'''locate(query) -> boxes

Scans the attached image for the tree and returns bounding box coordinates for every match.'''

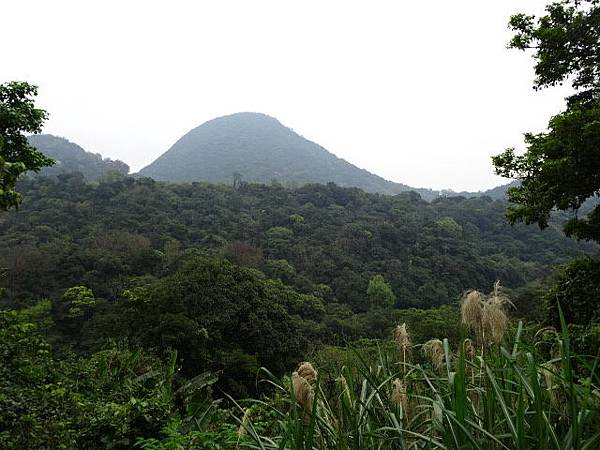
[53,286,97,342]
[0,81,54,210]
[101,256,324,396]
[61,285,96,318]
[493,1,600,242]
[544,256,600,327]
[367,274,396,309]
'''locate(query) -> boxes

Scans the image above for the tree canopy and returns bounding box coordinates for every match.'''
[1,177,591,313]
[493,0,600,242]
[0,82,54,210]
[367,274,396,309]
[545,256,600,327]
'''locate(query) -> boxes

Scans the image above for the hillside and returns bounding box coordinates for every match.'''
[137,112,444,199]
[27,121,513,201]
[2,175,593,313]
[27,134,129,180]
[440,181,517,199]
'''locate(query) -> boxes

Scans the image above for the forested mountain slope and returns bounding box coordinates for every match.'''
[137,112,444,199]
[1,175,593,312]
[29,123,513,200]
[27,134,129,180]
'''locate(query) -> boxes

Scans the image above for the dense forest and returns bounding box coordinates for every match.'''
[1,174,597,442]
[1,175,592,313]
[2,0,600,448]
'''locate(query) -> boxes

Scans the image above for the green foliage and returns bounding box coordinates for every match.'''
[395,304,461,344]
[239,320,600,449]
[289,213,304,223]
[264,258,296,283]
[367,274,396,309]
[0,302,179,449]
[545,256,600,327]
[62,285,96,318]
[494,98,600,241]
[4,299,600,448]
[494,1,600,242]
[3,6,599,444]
[91,256,325,396]
[508,0,599,96]
[135,417,238,450]
[509,281,547,322]
[569,323,600,358]
[435,216,463,235]
[0,81,54,210]
[1,178,591,311]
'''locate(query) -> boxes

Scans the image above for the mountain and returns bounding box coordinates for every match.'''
[137,112,441,199]
[28,134,129,180]
[28,119,514,201]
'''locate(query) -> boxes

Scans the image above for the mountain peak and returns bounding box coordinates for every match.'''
[211,111,280,122]
[138,113,514,200]
[183,112,287,141]
[137,113,431,196]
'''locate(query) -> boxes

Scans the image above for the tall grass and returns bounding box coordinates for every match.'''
[235,305,600,449]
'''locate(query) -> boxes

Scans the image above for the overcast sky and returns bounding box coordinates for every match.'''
[2,0,571,191]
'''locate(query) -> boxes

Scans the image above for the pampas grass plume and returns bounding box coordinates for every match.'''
[391,378,408,415]
[461,290,483,332]
[296,361,317,384]
[292,362,317,420]
[395,323,411,373]
[423,339,445,371]
[463,338,476,361]
[481,282,512,345]
[482,299,508,345]
[394,322,411,353]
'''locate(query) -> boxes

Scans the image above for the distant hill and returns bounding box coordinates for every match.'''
[440,181,518,201]
[28,134,129,180]
[28,119,515,201]
[137,112,443,199]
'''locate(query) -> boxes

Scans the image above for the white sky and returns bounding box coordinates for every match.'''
[2,0,572,191]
